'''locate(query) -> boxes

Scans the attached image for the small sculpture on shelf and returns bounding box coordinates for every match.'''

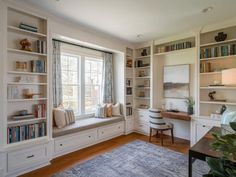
[215,32,227,42]
[208,91,226,102]
[141,49,147,56]
[20,38,32,52]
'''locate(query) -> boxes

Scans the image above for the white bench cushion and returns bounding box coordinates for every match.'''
[53,116,125,138]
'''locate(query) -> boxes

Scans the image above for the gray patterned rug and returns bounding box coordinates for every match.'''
[53,140,209,177]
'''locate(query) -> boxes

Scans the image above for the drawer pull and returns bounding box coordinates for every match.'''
[203,125,206,127]
[60,144,63,146]
[27,155,34,159]
[88,136,91,138]
[102,132,104,134]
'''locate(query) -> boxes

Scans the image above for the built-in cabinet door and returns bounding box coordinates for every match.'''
[196,123,212,142]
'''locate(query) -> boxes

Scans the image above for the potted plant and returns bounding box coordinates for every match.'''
[203,122,236,177]
[184,97,195,115]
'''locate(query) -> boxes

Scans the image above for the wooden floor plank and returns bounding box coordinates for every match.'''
[20,133,190,177]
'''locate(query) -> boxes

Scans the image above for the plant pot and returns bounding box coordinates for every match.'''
[188,106,194,115]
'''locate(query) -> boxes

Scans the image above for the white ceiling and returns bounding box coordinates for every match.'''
[21,0,236,43]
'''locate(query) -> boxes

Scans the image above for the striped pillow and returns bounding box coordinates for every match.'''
[95,104,107,118]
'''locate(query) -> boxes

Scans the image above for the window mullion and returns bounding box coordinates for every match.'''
[80,56,85,115]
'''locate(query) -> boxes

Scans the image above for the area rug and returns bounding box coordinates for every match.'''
[53,140,209,177]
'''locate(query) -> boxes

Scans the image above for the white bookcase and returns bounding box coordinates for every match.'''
[134,46,151,110]
[124,48,134,133]
[4,7,49,146]
[199,26,236,117]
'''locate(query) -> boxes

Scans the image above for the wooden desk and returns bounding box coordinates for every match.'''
[161,111,191,121]
[188,126,236,177]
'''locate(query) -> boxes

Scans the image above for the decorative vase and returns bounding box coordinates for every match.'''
[215,32,227,42]
[188,106,194,115]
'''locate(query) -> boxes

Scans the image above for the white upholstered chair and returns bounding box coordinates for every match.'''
[149,108,174,145]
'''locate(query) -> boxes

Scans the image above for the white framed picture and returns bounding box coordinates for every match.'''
[163,64,190,99]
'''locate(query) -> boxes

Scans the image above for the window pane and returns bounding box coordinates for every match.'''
[85,57,103,113]
[61,53,80,114]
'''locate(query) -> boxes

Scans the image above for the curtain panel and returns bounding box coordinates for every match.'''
[102,53,114,104]
[52,40,63,108]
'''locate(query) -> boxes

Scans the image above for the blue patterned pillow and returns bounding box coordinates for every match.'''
[221,109,236,125]
[95,104,106,118]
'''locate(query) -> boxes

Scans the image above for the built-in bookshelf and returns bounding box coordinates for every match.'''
[125,48,134,117]
[134,46,151,110]
[5,7,48,145]
[199,26,236,117]
[154,37,195,55]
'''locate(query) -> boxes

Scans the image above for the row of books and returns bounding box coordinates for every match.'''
[36,40,46,54]
[7,122,46,144]
[31,60,46,73]
[34,104,46,118]
[126,107,133,116]
[19,23,38,33]
[156,41,192,53]
[200,44,236,59]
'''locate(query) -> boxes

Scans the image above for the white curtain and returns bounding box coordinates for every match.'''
[102,52,114,103]
[52,40,63,108]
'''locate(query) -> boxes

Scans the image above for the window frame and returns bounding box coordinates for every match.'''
[60,44,103,119]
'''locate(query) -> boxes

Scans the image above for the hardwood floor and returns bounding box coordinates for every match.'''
[20,133,190,177]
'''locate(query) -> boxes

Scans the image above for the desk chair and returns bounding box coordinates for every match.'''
[149,108,174,146]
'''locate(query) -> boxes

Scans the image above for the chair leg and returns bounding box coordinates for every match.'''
[171,128,174,144]
[160,130,163,146]
[156,130,159,138]
[149,128,152,142]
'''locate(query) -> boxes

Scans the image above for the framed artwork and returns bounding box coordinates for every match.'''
[163,64,190,99]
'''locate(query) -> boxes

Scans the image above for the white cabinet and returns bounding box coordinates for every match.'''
[191,116,221,146]
[7,144,48,173]
[54,130,97,155]
[98,122,124,140]
[125,118,134,134]
[134,109,149,135]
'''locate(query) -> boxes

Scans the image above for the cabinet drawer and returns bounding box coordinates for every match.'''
[98,122,124,140]
[55,130,96,153]
[7,145,47,172]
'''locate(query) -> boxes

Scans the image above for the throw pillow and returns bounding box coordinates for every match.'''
[53,108,67,128]
[106,103,113,117]
[65,109,75,125]
[221,108,236,125]
[112,103,121,116]
[95,104,107,118]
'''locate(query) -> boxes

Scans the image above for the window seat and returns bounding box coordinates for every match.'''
[53,116,125,138]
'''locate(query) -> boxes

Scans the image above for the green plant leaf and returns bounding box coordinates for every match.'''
[230,122,236,132]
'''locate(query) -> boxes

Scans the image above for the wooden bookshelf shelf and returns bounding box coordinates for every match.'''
[200,38,236,47]
[200,86,236,90]
[135,66,150,69]
[8,71,47,76]
[135,55,151,59]
[8,48,47,56]
[8,25,47,38]
[8,98,47,102]
[135,97,150,100]
[7,117,46,126]
[8,82,47,85]
[154,47,195,56]
[200,71,221,75]
[200,54,236,61]
[200,101,236,106]
[135,76,150,79]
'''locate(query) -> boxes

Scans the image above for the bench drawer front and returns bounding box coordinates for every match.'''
[98,122,124,140]
[8,145,47,172]
[55,130,97,153]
